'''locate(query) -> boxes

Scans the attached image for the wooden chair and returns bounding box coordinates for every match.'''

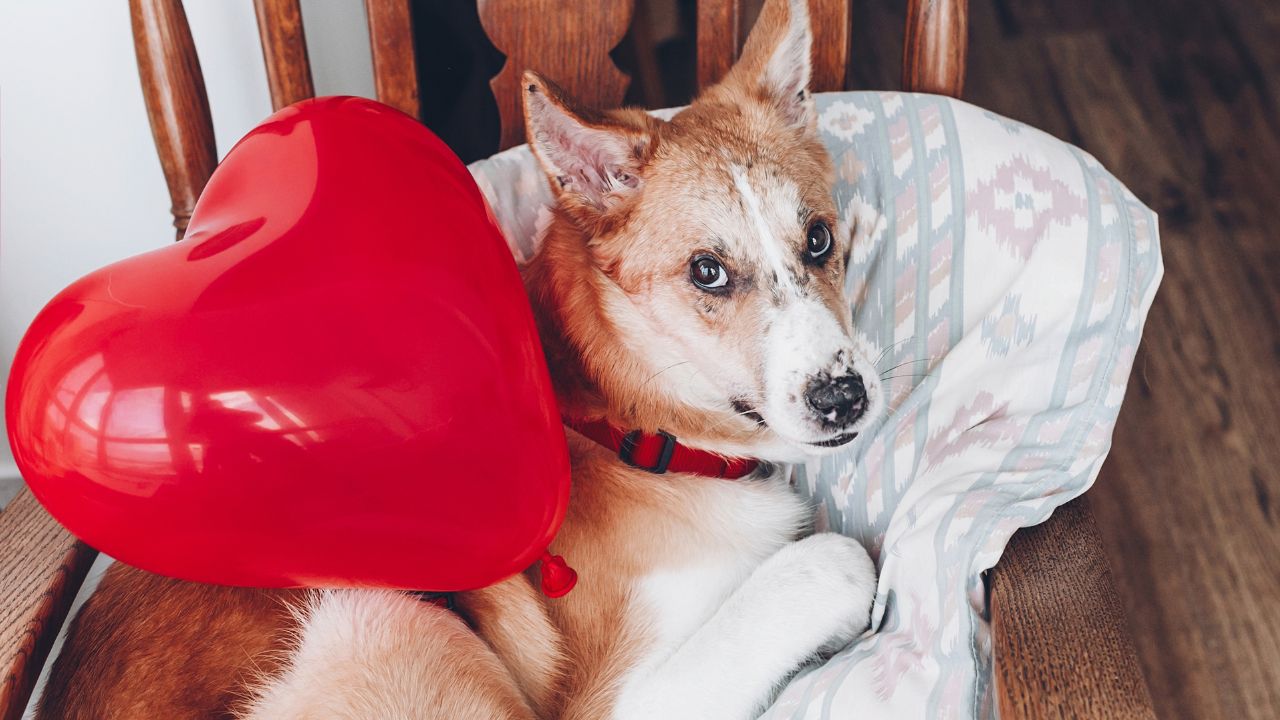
[0,1,1157,717]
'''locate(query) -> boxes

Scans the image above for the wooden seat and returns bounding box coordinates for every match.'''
[0,1,1155,717]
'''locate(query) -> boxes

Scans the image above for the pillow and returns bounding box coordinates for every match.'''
[468,91,1162,719]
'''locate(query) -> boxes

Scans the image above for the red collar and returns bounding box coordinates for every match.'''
[564,417,760,480]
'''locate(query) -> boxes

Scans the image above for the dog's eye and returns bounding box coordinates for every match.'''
[690,255,729,291]
[806,221,834,263]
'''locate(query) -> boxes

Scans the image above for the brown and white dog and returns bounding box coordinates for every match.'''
[40,0,884,717]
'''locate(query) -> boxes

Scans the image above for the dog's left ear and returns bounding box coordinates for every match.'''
[522,72,658,211]
[723,0,814,130]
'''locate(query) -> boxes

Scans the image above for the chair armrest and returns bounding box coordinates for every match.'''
[0,488,96,720]
[990,494,1156,718]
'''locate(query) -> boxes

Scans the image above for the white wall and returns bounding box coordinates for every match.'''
[0,1,375,495]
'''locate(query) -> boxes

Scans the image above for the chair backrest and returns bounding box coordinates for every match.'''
[129,0,967,239]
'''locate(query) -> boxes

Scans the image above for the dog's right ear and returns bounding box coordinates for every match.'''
[721,0,814,131]
[522,72,656,211]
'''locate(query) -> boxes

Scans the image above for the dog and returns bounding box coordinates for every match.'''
[40,0,883,716]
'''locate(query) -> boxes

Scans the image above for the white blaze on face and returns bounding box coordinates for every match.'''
[727,166,883,445]
[730,164,800,297]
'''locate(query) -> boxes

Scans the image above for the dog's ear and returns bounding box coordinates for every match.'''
[723,0,814,130]
[522,72,657,210]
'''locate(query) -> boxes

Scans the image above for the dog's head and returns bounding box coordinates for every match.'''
[523,0,883,461]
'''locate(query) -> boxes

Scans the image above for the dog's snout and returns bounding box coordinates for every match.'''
[804,373,867,425]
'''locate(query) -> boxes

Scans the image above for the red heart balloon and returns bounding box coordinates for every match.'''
[5,97,570,591]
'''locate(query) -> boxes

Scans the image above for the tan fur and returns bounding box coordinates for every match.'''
[453,573,566,717]
[41,1,863,716]
[38,564,298,719]
[238,591,536,720]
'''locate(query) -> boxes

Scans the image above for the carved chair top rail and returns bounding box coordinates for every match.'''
[130,0,967,238]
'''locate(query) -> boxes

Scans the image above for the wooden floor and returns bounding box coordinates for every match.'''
[842,0,1280,717]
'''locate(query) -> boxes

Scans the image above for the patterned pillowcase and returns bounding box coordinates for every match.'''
[468,91,1162,720]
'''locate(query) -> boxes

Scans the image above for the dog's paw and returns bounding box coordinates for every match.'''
[767,532,877,653]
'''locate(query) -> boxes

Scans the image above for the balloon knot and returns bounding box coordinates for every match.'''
[538,550,577,598]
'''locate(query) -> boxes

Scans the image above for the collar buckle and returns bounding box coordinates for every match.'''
[618,429,677,474]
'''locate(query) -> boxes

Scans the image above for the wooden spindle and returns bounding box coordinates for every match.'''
[697,0,744,91]
[364,0,420,119]
[253,0,315,111]
[129,0,218,240]
[809,0,851,92]
[478,0,634,150]
[903,0,968,98]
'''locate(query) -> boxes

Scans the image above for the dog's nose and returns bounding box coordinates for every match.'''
[805,373,867,425]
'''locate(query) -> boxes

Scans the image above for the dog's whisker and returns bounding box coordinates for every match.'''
[873,338,912,363]
[699,406,771,436]
[647,365,768,437]
[642,360,692,388]
[877,358,933,374]
[873,338,914,365]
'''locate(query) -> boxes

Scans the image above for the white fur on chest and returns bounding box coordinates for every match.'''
[615,469,809,710]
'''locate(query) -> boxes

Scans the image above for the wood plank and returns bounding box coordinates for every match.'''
[985,0,1125,37]
[1033,25,1280,720]
[253,0,315,111]
[365,0,420,119]
[0,490,96,720]
[991,496,1156,719]
[963,0,1079,143]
